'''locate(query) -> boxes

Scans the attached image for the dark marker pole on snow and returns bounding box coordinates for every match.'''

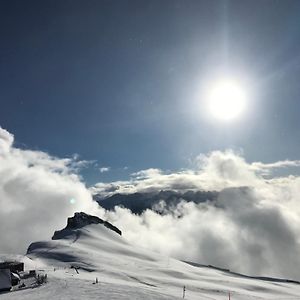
[183,285,186,299]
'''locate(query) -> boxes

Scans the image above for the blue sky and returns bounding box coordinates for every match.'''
[1,0,300,185]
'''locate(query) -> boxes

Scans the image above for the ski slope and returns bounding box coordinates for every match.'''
[2,218,300,300]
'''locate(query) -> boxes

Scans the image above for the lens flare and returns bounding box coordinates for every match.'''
[69,198,76,204]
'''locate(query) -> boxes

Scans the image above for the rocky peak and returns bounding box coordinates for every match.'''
[52,212,122,240]
[67,212,104,229]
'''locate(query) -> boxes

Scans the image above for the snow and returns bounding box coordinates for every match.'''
[1,222,300,299]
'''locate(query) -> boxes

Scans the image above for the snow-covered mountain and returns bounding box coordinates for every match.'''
[94,190,218,214]
[2,212,300,299]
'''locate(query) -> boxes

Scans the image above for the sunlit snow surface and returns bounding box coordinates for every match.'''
[2,223,300,300]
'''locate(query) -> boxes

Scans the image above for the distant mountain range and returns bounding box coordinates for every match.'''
[93,190,219,214]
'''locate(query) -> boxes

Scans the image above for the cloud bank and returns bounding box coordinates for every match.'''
[2,125,300,280]
[94,151,300,280]
[91,150,269,196]
[0,127,98,254]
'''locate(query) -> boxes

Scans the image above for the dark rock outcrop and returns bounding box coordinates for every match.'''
[52,212,122,240]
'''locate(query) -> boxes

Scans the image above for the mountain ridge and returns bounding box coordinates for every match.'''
[94,190,218,214]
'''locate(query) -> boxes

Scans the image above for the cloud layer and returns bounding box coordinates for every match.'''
[0,127,98,254]
[2,125,300,280]
[94,151,300,280]
[91,150,272,196]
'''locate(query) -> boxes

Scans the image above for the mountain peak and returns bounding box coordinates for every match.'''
[52,212,122,240]
[67,212,105,229]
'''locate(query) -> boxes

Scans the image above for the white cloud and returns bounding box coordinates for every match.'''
[91,150,264,196]
[3,125,300,281]
[92,150,300,197]
[0,127,14,153]
[0,126,98,254]
[131,168,162,179]
[99,166,111,173]
[93,150,300,280]
[251,160,300,175]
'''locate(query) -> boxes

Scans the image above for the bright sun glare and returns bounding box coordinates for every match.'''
[207,79,247,121]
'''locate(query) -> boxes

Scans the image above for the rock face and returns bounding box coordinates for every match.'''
[52,212,122,240]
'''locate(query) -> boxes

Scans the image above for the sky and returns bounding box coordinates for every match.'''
[1,0,300,184]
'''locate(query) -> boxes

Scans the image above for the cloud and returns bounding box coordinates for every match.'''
[91,150,264,197]
[251,160,300,175]
[99,166,111,173]
[131,168,162,179]
[92,150,300,197]
[3,125,300,281]
[0,127,14,153]
[0,126,98,254]
[93,150,300,280]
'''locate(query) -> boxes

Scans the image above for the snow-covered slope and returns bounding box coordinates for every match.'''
[2,213,300,300]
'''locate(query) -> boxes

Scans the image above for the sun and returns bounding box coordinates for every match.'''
[206,79,247,121]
